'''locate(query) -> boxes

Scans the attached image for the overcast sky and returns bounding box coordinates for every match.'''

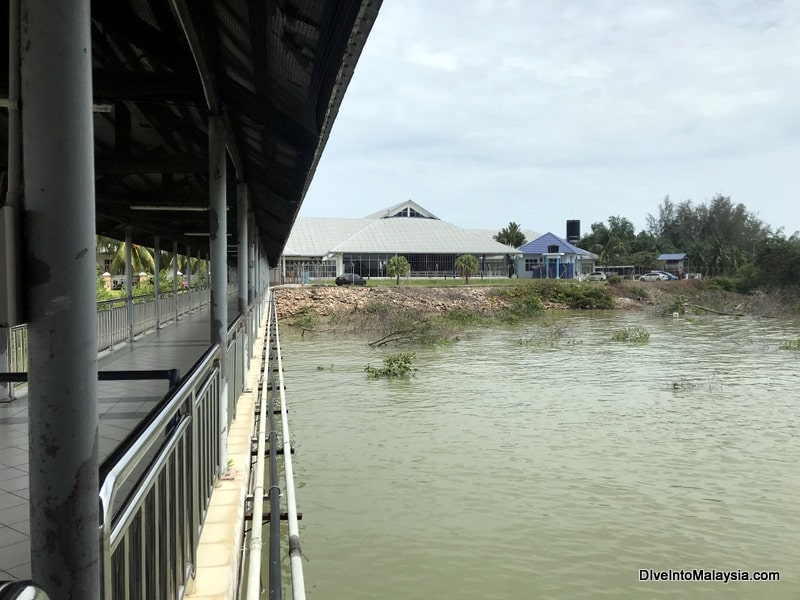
[299,0,800,239]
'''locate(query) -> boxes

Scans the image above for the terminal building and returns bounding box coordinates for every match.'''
[280,200,527,281]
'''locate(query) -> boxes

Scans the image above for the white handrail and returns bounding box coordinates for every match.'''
[275,308,306,599]
[245,298,274,599]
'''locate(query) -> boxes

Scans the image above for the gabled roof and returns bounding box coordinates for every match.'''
[331,218,518,254]
[284,201,521,257]
[518,232,597,258]
[657,253,688,261]
[364,199,439,220]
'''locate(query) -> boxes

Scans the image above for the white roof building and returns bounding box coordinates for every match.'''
[281,200,526,279]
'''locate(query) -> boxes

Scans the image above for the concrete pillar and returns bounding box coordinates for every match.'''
[209,116,229,468]
[21,0,99,596]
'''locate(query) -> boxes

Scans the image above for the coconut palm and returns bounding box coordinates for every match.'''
[387,255,410,285]
[455,254,479,284]
[494,222,527,248]
[97,235,156,276]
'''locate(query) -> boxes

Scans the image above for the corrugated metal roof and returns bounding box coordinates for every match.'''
[518,232,597,258]
[283,217,372,256]
[657,253,688,260]
[283,215,521,256]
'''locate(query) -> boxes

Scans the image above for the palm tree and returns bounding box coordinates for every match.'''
[494,222,527,248]
[97,236,156,276]
[455,254,479,284]
[387,256,410,285]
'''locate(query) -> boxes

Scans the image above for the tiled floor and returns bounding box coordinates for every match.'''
[0,300,244,580]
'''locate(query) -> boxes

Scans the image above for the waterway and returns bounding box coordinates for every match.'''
[278,310,800,599]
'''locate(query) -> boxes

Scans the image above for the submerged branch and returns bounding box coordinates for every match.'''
[690,304,744,317]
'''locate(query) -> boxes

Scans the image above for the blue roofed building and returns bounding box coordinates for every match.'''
[656,253,688,278]
[516,232,598,279]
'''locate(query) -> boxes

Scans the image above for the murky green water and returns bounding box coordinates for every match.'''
[278,311,800,599]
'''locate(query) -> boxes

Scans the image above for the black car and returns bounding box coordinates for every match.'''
[335,273,367,286]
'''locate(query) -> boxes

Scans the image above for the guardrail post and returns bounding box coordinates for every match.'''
[0,328,11,401]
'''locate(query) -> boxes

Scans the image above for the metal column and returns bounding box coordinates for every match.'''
[196,247,201,289]
[154,235,161,328]
[173,240,179,323]
[20,0,99,596]
[186,245,192,291]
[1,0,22,402]
[125,227,133,341]
[237,184,248,317]
[247,211,255,305]
[209,116,229,468]
[237,184,249,370]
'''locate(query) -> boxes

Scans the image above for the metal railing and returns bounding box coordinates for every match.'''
[0,581,51,599]
[98,293,258,599]
[6,289,210,395]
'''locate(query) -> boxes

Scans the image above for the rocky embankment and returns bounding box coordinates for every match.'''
[273,285,514,321]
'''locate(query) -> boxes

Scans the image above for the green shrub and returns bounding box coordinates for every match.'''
[293,305,318,330]
[710,276,744,293]
[443,307,487,326]
[364,352,417,378]
[493,285,544,320]
[538,281,615,309]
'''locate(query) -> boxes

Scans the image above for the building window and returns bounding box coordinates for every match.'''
[525,258,540,271]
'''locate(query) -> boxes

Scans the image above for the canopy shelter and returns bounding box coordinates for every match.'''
[0,0,379,265]
[0,1,380,597]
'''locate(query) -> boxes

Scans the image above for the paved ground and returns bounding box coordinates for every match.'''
[0,300,244,580]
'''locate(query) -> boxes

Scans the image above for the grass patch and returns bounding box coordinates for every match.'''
[611,326,651,343]
[779,339,800,351]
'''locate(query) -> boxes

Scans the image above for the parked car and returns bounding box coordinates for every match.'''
[586,271,607,281]
[335,273,367,286]
[639,272,668,282]
[653,270,678,280]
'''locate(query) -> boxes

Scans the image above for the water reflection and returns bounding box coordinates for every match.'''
[276,311,800,599]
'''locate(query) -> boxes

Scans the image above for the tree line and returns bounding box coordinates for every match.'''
[496,195,800,291]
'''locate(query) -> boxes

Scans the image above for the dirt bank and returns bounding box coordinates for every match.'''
[273,285,516,321]
[272,279,797,324]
